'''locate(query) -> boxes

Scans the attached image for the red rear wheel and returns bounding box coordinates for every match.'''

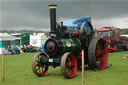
[32,52,49,76]
[95,39,108,70]
[61,52,77,78]
[88,38,108,70]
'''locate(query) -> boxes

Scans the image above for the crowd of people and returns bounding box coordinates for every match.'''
[8,45,20,54]
[7,44,36,54]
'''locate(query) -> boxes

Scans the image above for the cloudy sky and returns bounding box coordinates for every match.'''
[1,0,128,30]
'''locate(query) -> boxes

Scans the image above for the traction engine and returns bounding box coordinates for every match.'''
[32,4,108,78]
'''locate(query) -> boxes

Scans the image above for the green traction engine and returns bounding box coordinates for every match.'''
[32,4,108,78]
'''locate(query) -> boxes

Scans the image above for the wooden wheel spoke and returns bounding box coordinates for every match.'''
[36,61,39,64]
[66,58,73,73]
[65,68,68,73]
[68,69,73,75]
[38,56,40,61]
[68,68,70,72]
[36,67,40,71]
[67,57,71,62]
[42,67,44,72]
[36,60,39,62]
[102,49,106,53]
[42,65,45,67]
[39,68,41,73]
[66,67,71,74]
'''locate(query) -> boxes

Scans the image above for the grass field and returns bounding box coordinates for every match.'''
[0,51,128,85]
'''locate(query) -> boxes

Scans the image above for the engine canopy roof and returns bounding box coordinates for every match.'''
[61,17,91,28]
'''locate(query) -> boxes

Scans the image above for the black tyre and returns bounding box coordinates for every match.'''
[88,38,108,70]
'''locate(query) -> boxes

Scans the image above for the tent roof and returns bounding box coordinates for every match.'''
[0,33,21,41]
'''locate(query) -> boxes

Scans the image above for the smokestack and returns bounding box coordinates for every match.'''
[48,4,57,33]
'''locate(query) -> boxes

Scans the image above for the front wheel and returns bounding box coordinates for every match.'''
[88,38,108,70]
[32,52,49,76]
[61,52,77,78]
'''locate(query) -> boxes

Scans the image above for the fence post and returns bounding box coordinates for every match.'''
[2,50,4,81]
[82,49,85,85]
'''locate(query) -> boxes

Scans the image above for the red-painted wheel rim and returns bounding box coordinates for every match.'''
[65,54,77,78]
[36,54,48,76]
[95,40,108,70]
[32,52,49,76]
[36,61,48,76]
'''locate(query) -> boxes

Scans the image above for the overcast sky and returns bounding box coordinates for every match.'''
[1,0,128,30]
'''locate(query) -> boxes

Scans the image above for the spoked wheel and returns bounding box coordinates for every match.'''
[61,52,77,78]
[88,38,108,70]
[32,52,49,76]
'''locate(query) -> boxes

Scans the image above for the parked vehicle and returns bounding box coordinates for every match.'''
[11,32,30,46]
[95,27,128,52]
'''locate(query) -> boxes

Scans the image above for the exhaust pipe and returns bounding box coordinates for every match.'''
[49,4,57,33]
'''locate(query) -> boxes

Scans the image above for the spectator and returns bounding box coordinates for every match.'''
[11,45,20,54]
[7,45,14,54]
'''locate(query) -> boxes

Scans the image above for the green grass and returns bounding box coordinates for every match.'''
[0,51,128,85]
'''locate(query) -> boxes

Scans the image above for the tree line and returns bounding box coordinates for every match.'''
[0,29,128,35]
[0,30,49,35]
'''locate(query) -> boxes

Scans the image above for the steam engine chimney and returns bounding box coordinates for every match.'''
[49,4,57,33]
